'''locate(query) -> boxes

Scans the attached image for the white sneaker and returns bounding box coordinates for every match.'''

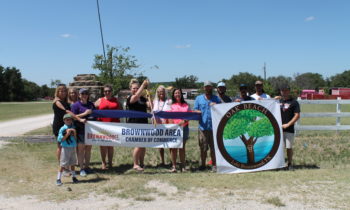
[80,169,87,177]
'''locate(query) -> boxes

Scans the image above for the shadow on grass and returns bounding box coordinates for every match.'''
[294,164,320,170]
[77,176,109,183]
[87,160,214,175]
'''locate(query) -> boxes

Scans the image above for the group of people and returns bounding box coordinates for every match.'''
[52,78,300,186]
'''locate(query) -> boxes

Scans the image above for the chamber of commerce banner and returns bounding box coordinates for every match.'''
[85,121,183,148]
[212,100,285,174]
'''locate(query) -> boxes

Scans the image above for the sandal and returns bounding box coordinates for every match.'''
[169,166,177,173]
[133,166,144,172]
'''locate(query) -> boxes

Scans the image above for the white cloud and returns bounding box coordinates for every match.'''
[60,33,72,38]
[175,44,191,49]
[305,16,315,22]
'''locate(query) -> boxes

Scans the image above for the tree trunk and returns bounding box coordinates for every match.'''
[240,136,257,164]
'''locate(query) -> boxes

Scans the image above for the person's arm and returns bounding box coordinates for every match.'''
[117,98,124,110]
[71,128,77,139]
[55,100,69,113]
[193,97,201,113]
[62,129,72,141]
[94,98,101,109]
[58,127,67,142]
[282,112,300,129]
[129,80,149,104]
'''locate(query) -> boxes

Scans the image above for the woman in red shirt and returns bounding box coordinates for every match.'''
[95,85,122,169]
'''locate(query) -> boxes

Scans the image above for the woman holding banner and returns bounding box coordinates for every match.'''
[169,88,190,172]
[127,79,150,172]
[152,85,172,166]
[52,84,72,163]
[71,88,96,177]
[53,84,85,164]
[95,84,122,170]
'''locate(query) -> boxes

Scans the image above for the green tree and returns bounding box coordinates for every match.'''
[2,67,24,101]
[50,79,62,88]
[225,72,262,96]
[223,110,274,164]
[267,75,293,96]
[93,45,140,91]
[173,75,199,89]
[330,70,350,87]
[23,79,41,100]
[294,72,325,89]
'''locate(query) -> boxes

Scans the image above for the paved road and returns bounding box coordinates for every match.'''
[0,114,53,136]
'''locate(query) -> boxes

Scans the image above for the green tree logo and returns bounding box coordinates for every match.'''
[223,110,274,164]
[216,103,280,169]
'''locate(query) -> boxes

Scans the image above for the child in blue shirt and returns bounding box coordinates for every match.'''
[56,114,78,186]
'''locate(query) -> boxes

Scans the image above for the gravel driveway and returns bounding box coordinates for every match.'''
[0,114,53,136]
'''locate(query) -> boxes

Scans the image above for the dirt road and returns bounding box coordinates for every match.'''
[0,114,53,136]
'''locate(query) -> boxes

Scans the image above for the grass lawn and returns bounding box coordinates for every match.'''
[1,102,350,208]
[0,102,52,122]
[0,129,349,208]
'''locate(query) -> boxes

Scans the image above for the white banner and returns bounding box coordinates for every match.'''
[212,100,285,173]
[85,121,183,148]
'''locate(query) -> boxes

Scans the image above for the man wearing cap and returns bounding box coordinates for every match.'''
[194,81,221,171]
[233,84,254,102]
[251,80,271,100]
[217,81,232,103]
[278,85,300,170]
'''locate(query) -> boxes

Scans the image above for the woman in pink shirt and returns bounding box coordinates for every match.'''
[169,88,190,172]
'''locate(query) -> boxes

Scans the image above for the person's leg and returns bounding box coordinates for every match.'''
[180,126,188,171]
[207,130,216,166]
[84,145,92,169]
[139,147,146,167]
[77,143,85,170]
[159,148,165,165]
[284,132,295,169]
[179,143,186,171]
[107,146,114,168]
[198,130,208,168]
[56,142,62,164]
[170,148,177,172]
[133,147,142,169]
[287,149,293,165]
[100,146,107,169]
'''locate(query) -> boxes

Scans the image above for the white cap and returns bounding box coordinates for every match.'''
[204,81,213,87]
[217,82,226,87]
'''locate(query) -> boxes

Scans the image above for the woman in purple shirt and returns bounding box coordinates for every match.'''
[71,88,95,177]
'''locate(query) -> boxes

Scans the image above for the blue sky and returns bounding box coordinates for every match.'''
[1,0,349,86]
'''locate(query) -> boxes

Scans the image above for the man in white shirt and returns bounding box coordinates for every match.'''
[250,80,271,100]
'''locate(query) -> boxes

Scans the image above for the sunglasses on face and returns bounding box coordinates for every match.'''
[104,90,112,93]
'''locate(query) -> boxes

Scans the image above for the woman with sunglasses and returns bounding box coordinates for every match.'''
[95,85,122,170]
[71,88,95,177]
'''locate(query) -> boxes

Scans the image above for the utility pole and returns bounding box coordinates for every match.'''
[96,0,106,61]
[263,62,266,81]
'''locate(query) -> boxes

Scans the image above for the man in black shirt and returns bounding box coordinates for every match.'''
[279,85,300,170]
[233,84,254,102]
[216,81,232,103]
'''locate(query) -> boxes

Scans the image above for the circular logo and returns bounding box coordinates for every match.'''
[216,103,280,169]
